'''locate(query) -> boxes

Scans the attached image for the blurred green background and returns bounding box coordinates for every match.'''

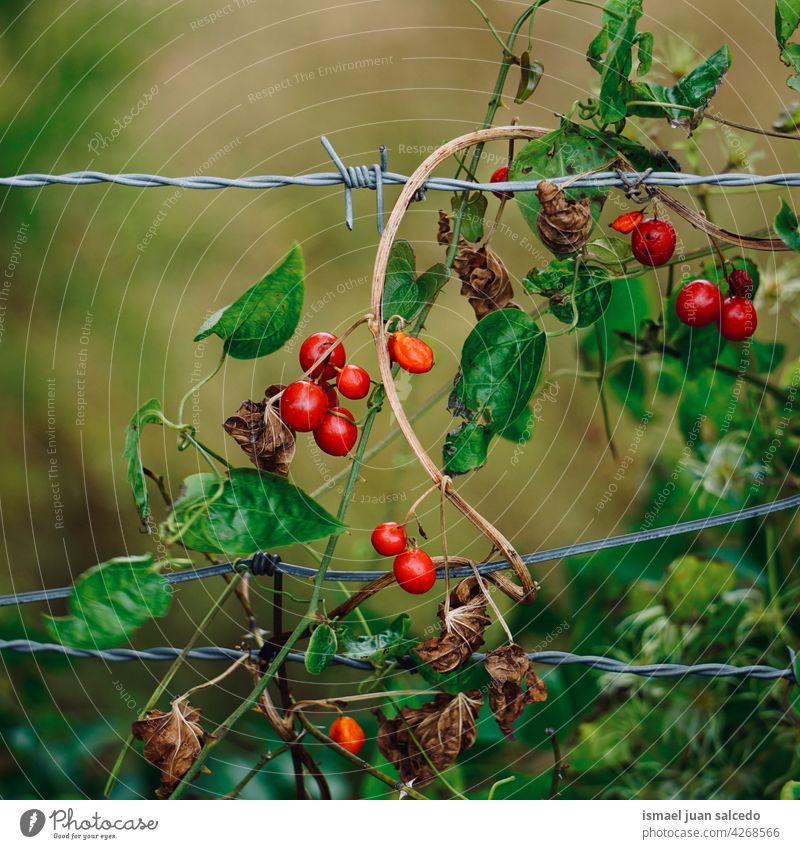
[2,1,800,800]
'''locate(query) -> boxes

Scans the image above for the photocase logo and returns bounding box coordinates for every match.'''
[19,809,45,837]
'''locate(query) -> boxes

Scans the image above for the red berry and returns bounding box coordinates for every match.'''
[279,380,327,432]
[631,219,676,267]
[675,279,723,327]
[300,332,346,380]
[728,268,754,299]
[389,331,434,374]
[320,382,339,407]
[329,716,365,755]
[371,522,407,556]
[336,364,371,400]
[393,548,436,594]
[718,297,758,341]
[610,210,645,235]
[489,165,512,199]
[313,406,358,456]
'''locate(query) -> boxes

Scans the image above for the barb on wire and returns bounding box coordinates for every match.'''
[0,640,795,682]
[2,491,798,610]
[5,134,800,229]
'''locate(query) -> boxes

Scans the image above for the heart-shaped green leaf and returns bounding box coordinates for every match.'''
[776,198,800,250]
[444,309,546,475]
[165,468,345,556]
[45,554,170,649]
[194,243,304,359]
[383,240,449,322]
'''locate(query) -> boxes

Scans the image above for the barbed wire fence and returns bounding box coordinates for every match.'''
[1,135,799,686]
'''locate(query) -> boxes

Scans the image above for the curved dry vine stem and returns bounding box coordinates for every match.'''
[370,125,550,607]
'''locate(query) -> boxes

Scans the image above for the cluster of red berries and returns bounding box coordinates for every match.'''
[371,521,436,595]
[279,332,371,456]
[611,210,677,268]
[675,268,757,341]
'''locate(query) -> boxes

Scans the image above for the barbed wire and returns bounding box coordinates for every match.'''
[0,639,794,682]
[3,135,800,231]
[2,491,798,609]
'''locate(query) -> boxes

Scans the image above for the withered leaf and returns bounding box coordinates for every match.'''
[536,181,592,255]
[132,697,205,799]
[376,690,483,787]
[223,384,295,476]
[484,644,547,738]
[437,212,519,320]
[413,577,490,673]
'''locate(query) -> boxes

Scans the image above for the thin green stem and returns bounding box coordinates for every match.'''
[177,347,226,426]
[487,775,516,799]
[466,0,510,53]
[221,735,303,800]
[104,571,243,798]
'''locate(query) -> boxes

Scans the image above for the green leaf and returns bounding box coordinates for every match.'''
[338,614,414,665]
[45,554,170,649]
[443,419,492,475]
[661,555,736,622]
[451,192,487,242]
[499,405,535,443]
[776,198,800,250]
[675,321,727,378]
[525,259,614,328]
[122,398,163,523]
[305,623,338,675]
[510,121,677,242]
[777,0,800,45]
[588,235,633,266]
[514,51,544,104]
[444,310,546,475]
[383,241,449,322]
[194,243,304,359]
[634,31,653,76]
[627,46,732,128]
[165,468,345,556]
[776,1,800,90]
[780,780,800,800]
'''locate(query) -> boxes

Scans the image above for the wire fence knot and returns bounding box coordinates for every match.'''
[320,136,388,233]
[247,552,281,577]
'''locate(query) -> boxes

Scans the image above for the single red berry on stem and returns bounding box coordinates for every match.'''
[279,380,327,432]
[336,364,371,400]
[390,331,434,374]
[631,219,676,267]
[489,165,512,199]
[675,279,723,327]
[313,406,358,456]
[727,268,754,299]
[393,548,436,594]
[718,297,758,341]
[300,331,346,379]
[371,522,407,556]
[329,716,365,755]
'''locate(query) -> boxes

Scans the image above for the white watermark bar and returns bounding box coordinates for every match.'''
[1,800,798,846]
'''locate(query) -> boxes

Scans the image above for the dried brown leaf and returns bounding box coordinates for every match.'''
[223,384,295,476]
[485,644,547,738]
[437,211,518,319]
[376,691,483,787]
[132,697,205,799]
[535,181,592,254]
[413,577,490,673]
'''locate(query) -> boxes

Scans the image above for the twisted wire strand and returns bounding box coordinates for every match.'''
[0,640,794,681]
[2,491,798,609]
[7,169,800,192]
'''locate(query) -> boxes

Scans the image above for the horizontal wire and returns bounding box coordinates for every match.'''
[4,169,800,192]
[0,639,794,681]
[2,492,799,608]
